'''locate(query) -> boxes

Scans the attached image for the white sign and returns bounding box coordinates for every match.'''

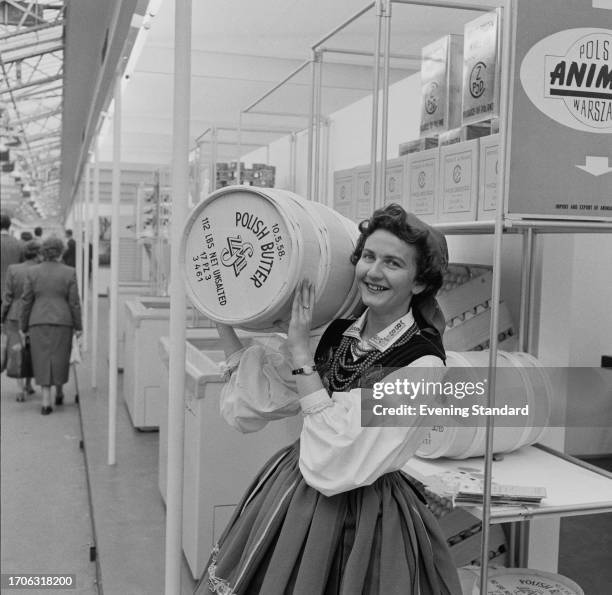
[520,28,612,133]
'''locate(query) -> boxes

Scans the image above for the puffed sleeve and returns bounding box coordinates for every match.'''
[298,355,445,497]
[219,335,301,433]
[67,269,82,331]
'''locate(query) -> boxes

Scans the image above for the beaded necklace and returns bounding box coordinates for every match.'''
[329,322,419,391]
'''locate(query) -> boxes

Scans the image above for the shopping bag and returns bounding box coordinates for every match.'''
[0,332,7,372]
[70,335,81,365]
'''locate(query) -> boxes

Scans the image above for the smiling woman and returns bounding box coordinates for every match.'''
[196,203,459,595]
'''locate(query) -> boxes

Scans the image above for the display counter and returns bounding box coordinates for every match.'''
[404,444,612,568]
[158,329,303,579]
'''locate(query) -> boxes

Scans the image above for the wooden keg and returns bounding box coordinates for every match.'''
[416,350,552,459]
[458,566,584,594]
[181,187,361,331]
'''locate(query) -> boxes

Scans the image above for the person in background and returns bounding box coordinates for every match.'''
[20,231,33,242]
[1,240,41,400]
[195,204,460,595]
[20,237,82,415]
[62,229,76,267]
[1,213,24,311]
[34,226,43,240]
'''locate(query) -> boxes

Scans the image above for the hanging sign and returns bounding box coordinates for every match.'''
[507,0,612,220]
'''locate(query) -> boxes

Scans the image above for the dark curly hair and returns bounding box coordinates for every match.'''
[350,203,448,302]
[41,236,65,261]
[23,240,41,260]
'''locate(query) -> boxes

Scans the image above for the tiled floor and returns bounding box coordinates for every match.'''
[1,296,611,595]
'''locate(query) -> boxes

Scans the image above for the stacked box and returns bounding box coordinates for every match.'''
[399,137,438,156]
[462,10,501,126]
[406,148,439,224]
[438,123,492,147]
[251,164,276,188]
[478,134,500,221]
[333,168,356,220]
[439,139,480,222]
[420,35,464,136]
[354,165,373,222]
[384,158,406,207]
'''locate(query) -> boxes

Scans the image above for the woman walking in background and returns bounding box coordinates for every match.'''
[1,240,41,401]
[20,236,82,415]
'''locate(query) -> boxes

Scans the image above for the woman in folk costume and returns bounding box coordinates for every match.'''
[196,204,461,595]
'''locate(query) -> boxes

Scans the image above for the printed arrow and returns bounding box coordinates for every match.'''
[575,156,612,177]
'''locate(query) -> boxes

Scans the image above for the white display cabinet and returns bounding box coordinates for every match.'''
[158,330,303,579]
[116,281,153,371]
[123,296,206,430]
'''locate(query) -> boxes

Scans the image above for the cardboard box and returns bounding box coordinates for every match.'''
[399,137,438,155]
[462,10,501,126]
[439,139,479,222]
[478,134,500,221]
[384,158,406,207]
[353,165,374,222]
[406,148,439,224]
[420,35,464,136]
[438,123,492,147]
[333,168,356,221]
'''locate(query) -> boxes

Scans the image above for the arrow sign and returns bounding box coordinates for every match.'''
[576,156,612,177]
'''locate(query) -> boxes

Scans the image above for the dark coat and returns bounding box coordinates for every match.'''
[20,260,82,331]
[1,232,24,296]
[1,260,39,322]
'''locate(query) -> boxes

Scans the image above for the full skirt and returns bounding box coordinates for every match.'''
[29,324,72,386]
[195,442,461,595]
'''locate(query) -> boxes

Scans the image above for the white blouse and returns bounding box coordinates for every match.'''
[220,333,445,497]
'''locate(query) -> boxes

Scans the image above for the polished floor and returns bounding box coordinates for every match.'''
[1,296,611,595]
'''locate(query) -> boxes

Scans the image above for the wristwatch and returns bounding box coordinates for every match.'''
[291,364,318,376]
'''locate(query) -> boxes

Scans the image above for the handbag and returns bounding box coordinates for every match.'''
[6,335,32,378]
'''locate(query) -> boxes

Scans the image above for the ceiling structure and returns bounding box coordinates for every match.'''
[0,0,65,223]
[3,0,502,226]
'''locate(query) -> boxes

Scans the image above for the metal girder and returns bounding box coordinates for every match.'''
[0,72,62,94]
[11,106,61,125]
[0,18,63,41]
[3,42,63,62]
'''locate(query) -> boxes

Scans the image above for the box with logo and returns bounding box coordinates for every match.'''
[438,123,492,147]
[420,35,464,136]
[478,134,500,221]
[354,165,374,222]
[399,137,438,155]
[462,10,501,126]
[384,158,407,207]
[406,148,439,224]
[439,139,480,223]
[333,168,356,220]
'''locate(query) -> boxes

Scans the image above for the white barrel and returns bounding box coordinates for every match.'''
[181,187,361,332]
[417,350,552,459]
[458,566,584,595]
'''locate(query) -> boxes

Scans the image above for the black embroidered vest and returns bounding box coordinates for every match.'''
[314,311,446,392]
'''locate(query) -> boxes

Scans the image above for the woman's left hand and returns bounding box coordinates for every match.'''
[287,279,315,364]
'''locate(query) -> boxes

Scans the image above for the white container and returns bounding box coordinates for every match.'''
[420,34,464,135]
[123,296,200,429]
[353,164,374,222]
[417,350,552,459]
[157,331,302,579]
[333,168,356,221]
[478,134,500,221]
[406,148,439,224]
[439,139,480,223]
[458,566,584,595]
[182,187,361,332]
[384,157,407,207]
[462,10,501,126]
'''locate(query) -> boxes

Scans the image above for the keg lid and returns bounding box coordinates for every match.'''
[182,188,295,325]
[469,568,584,595]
